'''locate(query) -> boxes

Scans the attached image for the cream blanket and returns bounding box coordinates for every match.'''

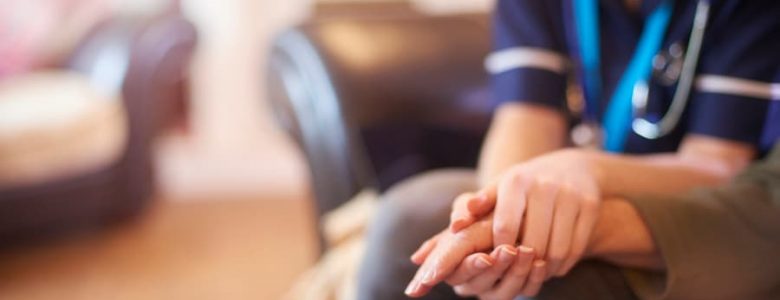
[0,71,127,188]
[284,190,379,300]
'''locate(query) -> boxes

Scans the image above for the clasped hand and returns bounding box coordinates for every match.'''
[406,149,604,299]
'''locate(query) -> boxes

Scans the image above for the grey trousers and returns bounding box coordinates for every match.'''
[356,169,637,300]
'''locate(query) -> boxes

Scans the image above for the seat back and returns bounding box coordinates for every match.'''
[267,7,493,218]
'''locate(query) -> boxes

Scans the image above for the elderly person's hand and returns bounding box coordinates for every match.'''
[404,213,495,297]
[448,149,603,277]
[448,251,547,300]
[405,212,547,299]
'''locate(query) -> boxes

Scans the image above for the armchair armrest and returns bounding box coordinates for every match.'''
[0,14,197,246]
[67,14,197,216]
[267,9,493,219]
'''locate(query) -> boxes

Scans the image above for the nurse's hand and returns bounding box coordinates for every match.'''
[450,149,603,276]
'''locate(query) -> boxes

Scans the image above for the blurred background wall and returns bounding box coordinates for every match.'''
[0,0,493,299]
[162,0,492,200]
[159,0,314,200]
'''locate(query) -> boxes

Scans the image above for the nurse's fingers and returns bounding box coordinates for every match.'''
[519,260,548,297]
[544,186,579,276]
[451,182,499,233]
[445,253,495,286]
[450,193,478,233]
[558,194,599,275]
[452,245,517,297]
[493,172,529,247]
[520,180,558,259]
[477,246,536,300]
[466,182,498,217]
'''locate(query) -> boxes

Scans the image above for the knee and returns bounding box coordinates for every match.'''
[357,169,477,299]
[533,261,635,300]
[372,169,478,240]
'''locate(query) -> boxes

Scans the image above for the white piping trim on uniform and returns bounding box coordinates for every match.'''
[485,47,569,75]
[695,74,780,101]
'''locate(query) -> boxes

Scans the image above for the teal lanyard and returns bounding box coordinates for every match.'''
[575,0,674,152]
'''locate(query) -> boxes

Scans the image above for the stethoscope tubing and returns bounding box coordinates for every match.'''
[631,0,711,139]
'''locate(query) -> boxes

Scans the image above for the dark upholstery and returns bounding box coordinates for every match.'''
[0,14,197,246]
[267,6,493,222]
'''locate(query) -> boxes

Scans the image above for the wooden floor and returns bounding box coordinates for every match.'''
[0,196,319,300]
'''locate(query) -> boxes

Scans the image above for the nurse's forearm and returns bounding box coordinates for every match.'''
[593,135,755,198]
[477,102,568,186]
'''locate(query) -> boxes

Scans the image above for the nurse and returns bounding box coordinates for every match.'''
[356,0,780,299]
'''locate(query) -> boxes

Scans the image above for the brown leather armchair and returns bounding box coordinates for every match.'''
[267,4,493,225]
[0,14,197,246]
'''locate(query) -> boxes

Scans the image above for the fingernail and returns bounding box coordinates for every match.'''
[468,195,485,211]
[404,281,418,296]
[502,245,518,255]
[518,245,533,254]
[469,193,479,201]
[410,254,423,265]
[474,256,493,269]
[451,219,466,232]
[500,245,518,260]
[534,260,547,268]
[421,269,437,285]
[466,202,478,213]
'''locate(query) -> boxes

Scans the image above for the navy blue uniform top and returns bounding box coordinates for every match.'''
[487,0,780,153]
[763,70,780,150]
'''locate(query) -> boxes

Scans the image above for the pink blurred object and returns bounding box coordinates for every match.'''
[0,0,110,79]
[0,6,197,246]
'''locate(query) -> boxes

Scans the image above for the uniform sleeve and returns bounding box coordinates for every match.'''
[487,0,570,109]
[687,1,780,146]
[622,146,780,300]
[760,70,780,151]
[762,101,780,151]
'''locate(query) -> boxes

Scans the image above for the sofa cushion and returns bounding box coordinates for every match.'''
[0,71,127,188]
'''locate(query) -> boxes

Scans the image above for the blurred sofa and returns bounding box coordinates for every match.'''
[0,13,197,246]
[267,2,493,234]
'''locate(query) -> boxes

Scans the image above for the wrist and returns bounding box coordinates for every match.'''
[584,200,612,258]
[582,150,613,197]
[560,149,610,196]
[585,199,659,260]
[584,199,627,258]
